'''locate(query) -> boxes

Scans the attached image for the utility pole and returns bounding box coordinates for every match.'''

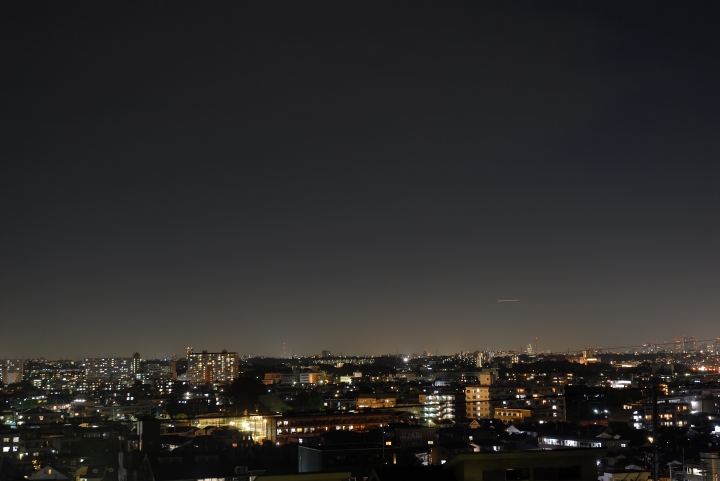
[381,407,386,465]
[653,383,659,481]
[682,448,686,481]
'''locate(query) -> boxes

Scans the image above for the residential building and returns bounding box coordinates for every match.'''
[599,470,650,481]
[538,435,629,451]
[299,372,321,385]
[142,360,176,380]
[465,369,498,419]
[16,407,65,426]
[75,465,106,481]
[0,430,21,457]
[683,452,720,481]
[211,427,254,448]
[466,382,565,421]
[132,353,141,379]
[185,348,238,384]
[356,394,397,410]
[263,373,283,385]
[83,358,132,382]
[1,359,23,385]
[386,426,438,450]
[270,411,400,443]
[493,408,533,424]
[419,393,455,422]
[631,399,691,430]
[281,373,298,386]
[324,398,355,411]
[28,465,72,480]
[96,405,153,420]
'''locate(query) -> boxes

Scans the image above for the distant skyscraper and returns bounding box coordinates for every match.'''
[321,350,331,358]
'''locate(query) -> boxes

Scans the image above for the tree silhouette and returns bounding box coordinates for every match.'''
[291,391,324,411]
[225,377,267,414]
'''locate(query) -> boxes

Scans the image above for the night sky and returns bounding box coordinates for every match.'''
[2,2,719,359]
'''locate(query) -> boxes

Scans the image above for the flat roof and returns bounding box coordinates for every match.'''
[444,448,608,469]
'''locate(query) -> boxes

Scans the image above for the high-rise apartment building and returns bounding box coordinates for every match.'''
[142,360,177,380]
[83,358,132,382]
[1,359,23,385]
[186,348,238,383]
[132,352,142,378]
[465,369,499,418]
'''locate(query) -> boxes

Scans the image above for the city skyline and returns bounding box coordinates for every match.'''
[2,3,720,358]
[3,334,719,362]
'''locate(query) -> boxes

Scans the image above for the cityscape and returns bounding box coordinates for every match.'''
[3,1,720,481]
[1,335,719,479]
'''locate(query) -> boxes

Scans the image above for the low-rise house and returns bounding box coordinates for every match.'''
[386,426,438,449]
[16,408,65,426]
[436,441,474,465]
[211,427,254,448]
[74,465,107,481]
[28,466,72,480]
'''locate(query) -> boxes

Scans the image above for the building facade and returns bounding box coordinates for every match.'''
[83,358,132,382]
[1,359,23,385]
[356,394,397,410]
[466,377,565,421]
[419,393,455,422]
[186,348,238,384]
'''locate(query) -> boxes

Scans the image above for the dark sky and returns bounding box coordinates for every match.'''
[2,2,719,359]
